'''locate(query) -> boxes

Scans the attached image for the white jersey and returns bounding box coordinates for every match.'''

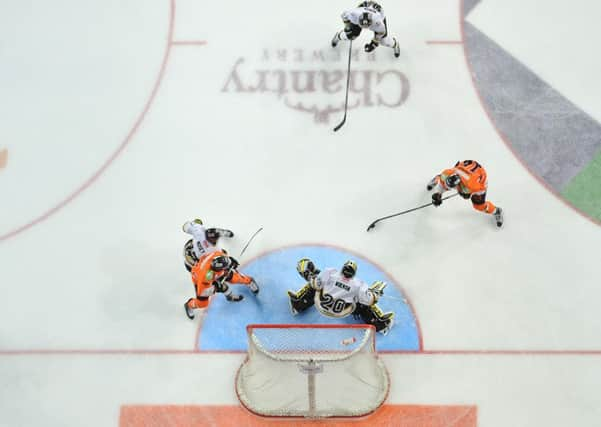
[182,221,219,258]
[312,268,377,318]
[341,6,387,35]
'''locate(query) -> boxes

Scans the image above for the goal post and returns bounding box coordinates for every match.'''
[235,324,389,418]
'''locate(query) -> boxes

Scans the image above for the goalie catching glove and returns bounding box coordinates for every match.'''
[296,258,320,281]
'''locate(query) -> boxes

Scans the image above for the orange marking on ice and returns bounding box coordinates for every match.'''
[0,149,7,169]
[119,404,477,427]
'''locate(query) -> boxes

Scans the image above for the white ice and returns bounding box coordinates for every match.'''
[1,1,600,426]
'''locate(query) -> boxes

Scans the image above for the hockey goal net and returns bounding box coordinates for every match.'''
[235,324,389,418]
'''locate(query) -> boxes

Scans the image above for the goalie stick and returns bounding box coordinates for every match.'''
[366,193,460,231]
[380,295,408,302]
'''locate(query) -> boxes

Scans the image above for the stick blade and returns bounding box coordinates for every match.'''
[366,222,376,232]
[333,116,346,132]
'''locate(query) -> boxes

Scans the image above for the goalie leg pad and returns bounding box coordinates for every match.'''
[287,284,316,314]
[354,304,394,335]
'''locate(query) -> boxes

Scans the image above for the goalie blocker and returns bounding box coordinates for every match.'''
[288,258,394,334]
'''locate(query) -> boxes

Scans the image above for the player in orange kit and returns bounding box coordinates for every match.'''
[184,250,259,319]
[427,160,504,227]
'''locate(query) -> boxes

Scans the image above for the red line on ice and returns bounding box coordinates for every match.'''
[172,40,207,46]
[0,0,177,242]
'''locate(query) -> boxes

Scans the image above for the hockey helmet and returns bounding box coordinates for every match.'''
[445,174,461,188]
[359,11,372,28]
[358,1,382,12]
[297,258,317,280]
[211,255,232,272]
[341,260,357,279]
[205,228,219,245]
[193,218,203,225]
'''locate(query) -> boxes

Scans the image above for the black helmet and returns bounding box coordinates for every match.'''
[341,260,357,279]
[211,255,232,272]
[205,228,219,245]
[359,12,372,27]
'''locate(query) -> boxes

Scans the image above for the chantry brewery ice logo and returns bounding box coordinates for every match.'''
[222,48,410,124]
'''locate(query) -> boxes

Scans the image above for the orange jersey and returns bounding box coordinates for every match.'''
[191,250,227,298]
[185,250,255,314]
[190,250,253,297]
[440,160,488,195]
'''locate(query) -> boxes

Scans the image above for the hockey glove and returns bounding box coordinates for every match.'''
[221,229,234,238]
[213,278,229,293]
[229,257,240,270]
[445,174,461,188]
[432,192,443,207]
[459,190,471,199]
[369,281,387,302]
[364,40,379,52]
[344,23,360,40]
[297,258,320,281]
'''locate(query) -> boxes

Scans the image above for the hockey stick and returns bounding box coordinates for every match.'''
[216,227,263,302]
[366,193,460,231]
[239,227,263,258]
[380,295,408,302]
[333,40,353,132]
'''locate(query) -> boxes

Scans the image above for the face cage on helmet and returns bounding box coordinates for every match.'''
[342,265,356,278]
[212,257,230,271]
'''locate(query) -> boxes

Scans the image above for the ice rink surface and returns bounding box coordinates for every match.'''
[1,1,600,426]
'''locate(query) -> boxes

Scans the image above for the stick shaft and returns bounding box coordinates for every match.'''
[239,227,263,258]
[333,40,353,132]
[367,193,459,230]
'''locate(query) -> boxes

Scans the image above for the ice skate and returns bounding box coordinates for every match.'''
[248,278,260,295]
[287,291,299,315]
[378,313,394,335]
[494,207,504,228]
[184,299,195,320]
[393,38,400,58]
[331,31,341,47]
[226,293,244,302]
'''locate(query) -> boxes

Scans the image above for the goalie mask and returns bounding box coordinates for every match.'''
[358,11,372,28]
[341,260,357,279]
[211,255,232,272]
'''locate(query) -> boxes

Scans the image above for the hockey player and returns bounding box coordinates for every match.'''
[331,1,400,58]
[182,218,234,272]
[427,160,504,227]
[287,258,394,335]
[184,250,259,319]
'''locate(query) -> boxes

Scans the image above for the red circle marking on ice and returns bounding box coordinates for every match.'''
[0,0,176,242]
[459,0,601,227]
[0,149,7,170]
